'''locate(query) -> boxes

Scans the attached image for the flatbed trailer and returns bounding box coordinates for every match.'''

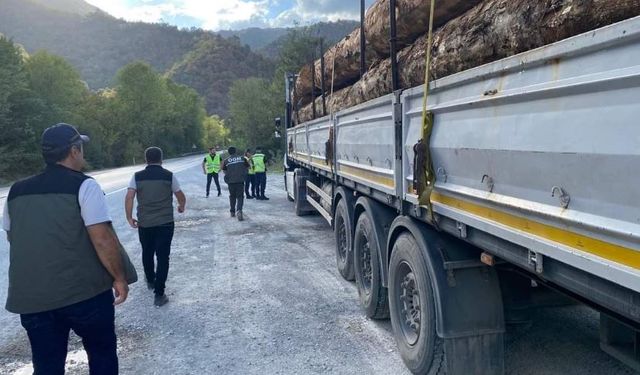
[284,16,640,374]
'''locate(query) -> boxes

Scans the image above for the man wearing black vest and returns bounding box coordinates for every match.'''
[125,147,186,307]
[222,147,249,221]
[2,123,130,375]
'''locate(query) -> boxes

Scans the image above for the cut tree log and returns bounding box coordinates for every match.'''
[294,0,483,108]
[294,0,640,124]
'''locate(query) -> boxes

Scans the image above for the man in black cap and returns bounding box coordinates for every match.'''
[125,146,186,307]
[222,146,249,221]
[2,123,133,374]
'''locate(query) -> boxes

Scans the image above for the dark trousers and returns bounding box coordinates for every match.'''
[206,172,220,196]
[138,223,175,296]
[20,290,117,375]
[255,172,267,197]
[228,183,244,213]
[245,174,256,197]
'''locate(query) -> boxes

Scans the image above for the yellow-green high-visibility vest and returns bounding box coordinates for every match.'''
[247,157,255,175]
[252,153,266,173]
[205,153,221,173]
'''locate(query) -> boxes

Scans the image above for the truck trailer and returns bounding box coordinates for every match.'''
[283,16,640,374]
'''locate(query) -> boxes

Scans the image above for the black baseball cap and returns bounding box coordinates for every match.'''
[42,123,89,153]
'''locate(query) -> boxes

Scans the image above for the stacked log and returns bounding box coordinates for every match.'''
[294,0,483,108]
[294,0,640,124]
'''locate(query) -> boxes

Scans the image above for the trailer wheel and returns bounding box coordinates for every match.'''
[334,198,354,281]
[294,175,308,216]
[354,213,389,319]
[389,233,445,375]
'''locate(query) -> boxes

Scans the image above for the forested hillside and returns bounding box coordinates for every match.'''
[168,35,274,118]
[258,21,360,60]
[0,0,211,88]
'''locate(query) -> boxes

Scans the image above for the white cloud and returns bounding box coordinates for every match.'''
[272,0,375,28]
[85,0,271,30]
[85,0,375,30]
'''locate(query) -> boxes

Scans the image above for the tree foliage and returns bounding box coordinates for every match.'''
[0,38,209,182]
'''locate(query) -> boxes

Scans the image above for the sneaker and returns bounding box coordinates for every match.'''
[230,211,236,217]
[146,281,154,290]
[237,211,244,221]
[154,294,169,307]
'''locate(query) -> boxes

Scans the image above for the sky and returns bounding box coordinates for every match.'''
[84,0,376,31]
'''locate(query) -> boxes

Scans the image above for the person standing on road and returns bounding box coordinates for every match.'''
[222,146,249,221]
[244,148,256,199]
[125,147,186,307]
[202,147,221,197]
[2,123,135,375]
[252,147,269,200]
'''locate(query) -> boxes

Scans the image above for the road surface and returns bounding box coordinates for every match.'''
[0,158,635,374]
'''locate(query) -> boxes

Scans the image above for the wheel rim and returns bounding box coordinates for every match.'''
[358,233,373,295]
[337,215,347,263]
[396,261,421,346]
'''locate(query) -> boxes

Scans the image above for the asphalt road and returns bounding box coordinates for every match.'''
[0,159,636,374]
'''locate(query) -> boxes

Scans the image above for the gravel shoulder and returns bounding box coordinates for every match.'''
[0,163,636,374]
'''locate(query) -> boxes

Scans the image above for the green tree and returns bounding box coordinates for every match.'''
[228,78,280,153]
[25,51,88,127]
[202,115,229,149]
[0,37,45,180]
[113,62,174,164]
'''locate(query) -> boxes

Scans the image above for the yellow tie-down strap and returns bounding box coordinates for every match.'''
[431,192,640,270]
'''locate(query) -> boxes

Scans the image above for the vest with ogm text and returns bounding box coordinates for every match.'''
[6,165,113,314]
[223,155,248,184]
[252,153,266,173]
[205,153,221,173]
[135,165,174,228]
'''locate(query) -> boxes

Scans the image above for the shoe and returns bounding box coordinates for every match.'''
[154,294,169,307]
[256,196,264,200]
[230,211,236,217]
[246,195,254,199]
[146,281,154,290]
[237,211,243,221]
[262,196,270,200]
[217,191,221,197]
[206,193,209,198]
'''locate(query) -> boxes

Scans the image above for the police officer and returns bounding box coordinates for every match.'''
[202,146,221,197]
[2,123,135,374]
[125,147,186,307]
[252,147,269,200]
[244,148,256,199]
[222,147,249,221]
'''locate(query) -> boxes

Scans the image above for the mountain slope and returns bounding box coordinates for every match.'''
[28,0,98,16]
[168,36,274,117]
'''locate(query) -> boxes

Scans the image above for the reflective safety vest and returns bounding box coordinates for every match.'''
[252,153,266,173]
[247,157,255,175]
[205,153,221,173]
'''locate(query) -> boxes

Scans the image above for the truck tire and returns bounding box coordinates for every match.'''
[354,213,389,319]
[389,233,445,375]
[294,175,309,216]
[334,198,355,281]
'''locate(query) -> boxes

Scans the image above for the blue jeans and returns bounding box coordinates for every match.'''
[20,290,118,375]
[255,172,267,197]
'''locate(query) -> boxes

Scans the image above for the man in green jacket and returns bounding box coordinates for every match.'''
[252,147,269,200]
[202,147,221,197]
